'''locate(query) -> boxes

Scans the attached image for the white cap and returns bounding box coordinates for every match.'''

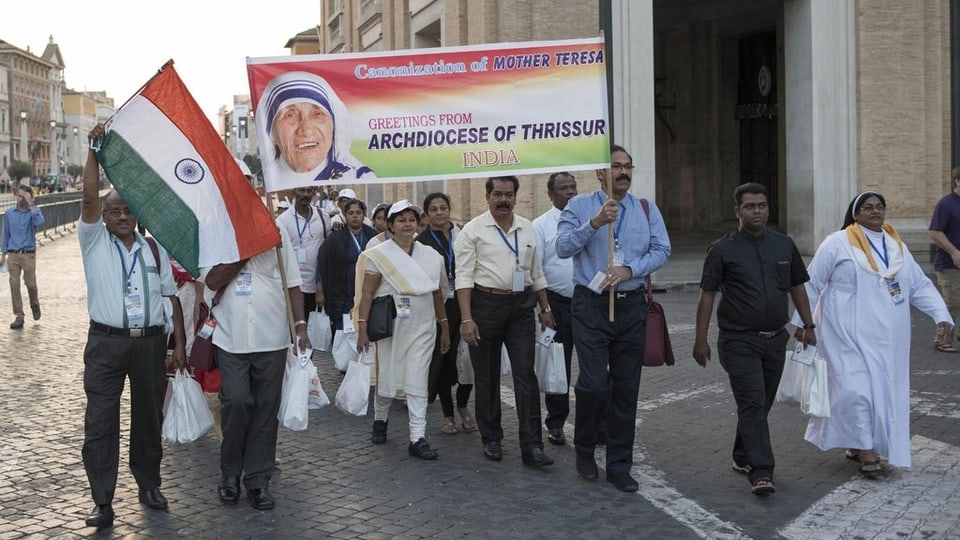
[277,200,290,209]
[338,188,357,200]
[235,158,254,179]
[387,199,423,219]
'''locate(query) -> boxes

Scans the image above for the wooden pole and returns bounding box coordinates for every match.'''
[265,193,297,345]
[606,169,615,322]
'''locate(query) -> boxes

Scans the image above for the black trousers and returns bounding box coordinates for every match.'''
[544,290,574,430]
[431,297,472,417]
[468,288,543,451]
[217,347,285,490]
[717,329,789,482]
[571,286,646,474]
[82,329,166,505]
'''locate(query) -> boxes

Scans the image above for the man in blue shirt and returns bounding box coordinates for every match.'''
[1,183,44,329]
[557,144,671,491]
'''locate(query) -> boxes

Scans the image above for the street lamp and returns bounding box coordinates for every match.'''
[50,120,59,177]
[19,111,28,164]
[73,126,80,173]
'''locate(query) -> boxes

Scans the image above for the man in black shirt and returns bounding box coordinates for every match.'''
[693,182,816,496]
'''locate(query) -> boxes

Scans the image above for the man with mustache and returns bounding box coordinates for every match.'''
[557,145,671,492]
[455,176,556,467]
[276,184,332,313]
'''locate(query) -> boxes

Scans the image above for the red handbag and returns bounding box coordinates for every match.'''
[189,287,225,371]
[638,199,674,367]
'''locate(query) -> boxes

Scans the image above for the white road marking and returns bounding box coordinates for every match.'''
[668,322,697,334]
[910,390,960,420]
[501,382,752,540]
[779,435,960,539]
[637,383,726,412]
[913,370,960,376]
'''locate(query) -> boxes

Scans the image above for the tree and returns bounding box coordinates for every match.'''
[7,161,33,183]
[67,164,83,178]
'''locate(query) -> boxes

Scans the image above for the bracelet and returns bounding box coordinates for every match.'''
[356,318,367,323]
[294,320,307,327]
[438,318,448,323]
[462,319,473,324]
[803,323,816,329]
[541,307,552,313]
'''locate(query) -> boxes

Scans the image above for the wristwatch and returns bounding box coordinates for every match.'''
[803,323,816,329]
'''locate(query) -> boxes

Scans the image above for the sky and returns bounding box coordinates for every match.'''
[1,0,321,128]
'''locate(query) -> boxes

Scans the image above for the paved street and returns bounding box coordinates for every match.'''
[1,227,959,539]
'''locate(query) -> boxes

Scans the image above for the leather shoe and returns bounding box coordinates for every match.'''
[607,472,639,492]
[482,439,502,461]
[84,504,114,528]
[521,447,554,467]
[371,420,388,444]
[547,428,566,445]
[9,316,23,329]
[577,453,599,480]
[218,476,240,504]
[31,305,41,321]
[248,487,275,510]
[408,437,439,460]
[138,487,168,510]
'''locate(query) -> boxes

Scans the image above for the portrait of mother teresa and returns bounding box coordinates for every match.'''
[258,71,375,184]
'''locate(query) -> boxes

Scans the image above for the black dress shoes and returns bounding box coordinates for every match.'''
[138,487,168,510]
[371,420,388,444]
[218,476,240,504]
[547,428,566,445]
[576,453,599,480]
[84,504,114,528]
[607,472,639,492]
[482,440,502,461]
[521,447,554,467]
[248,487,275,510]
[408,437,439,460]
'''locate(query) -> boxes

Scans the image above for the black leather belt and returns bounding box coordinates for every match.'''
[90,321,164,338]
[576,285,645,300]
[7,249,34,254]
[724,328,785,339]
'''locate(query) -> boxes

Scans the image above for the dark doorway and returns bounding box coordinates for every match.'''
[737,31,779,226]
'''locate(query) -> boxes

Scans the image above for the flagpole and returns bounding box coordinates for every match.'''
[264,194,297,344]
[606,168,615,323]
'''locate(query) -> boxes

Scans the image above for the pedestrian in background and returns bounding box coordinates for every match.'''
[927,167,960,353]
[693,182,815,496]
[533,172,578,445]
[1,183,44,329]
[276,184,331,314]
[799,191,951,477]
[557,146,671,492]
[78,125,187,528]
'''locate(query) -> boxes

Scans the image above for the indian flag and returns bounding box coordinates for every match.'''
[96,62,279,277]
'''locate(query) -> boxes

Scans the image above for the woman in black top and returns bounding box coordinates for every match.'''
[317,199,377,335]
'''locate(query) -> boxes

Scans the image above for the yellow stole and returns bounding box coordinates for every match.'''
[845,223,903,272]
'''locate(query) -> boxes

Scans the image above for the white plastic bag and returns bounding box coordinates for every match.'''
[278,348,311,431]
[307,361,330,410]
[335,356,371,416]
[162,369,215,444]
[801,356,831,418]
[500,344,511,375]
[331,330,356,372]
[456,339,474,385]
[535,342,568,394]
[776,344,816,406]
[308,309,333,352]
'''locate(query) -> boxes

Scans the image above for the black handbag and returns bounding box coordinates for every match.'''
[367,295,397,342]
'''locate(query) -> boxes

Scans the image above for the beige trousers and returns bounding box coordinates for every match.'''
[7,251,39,318]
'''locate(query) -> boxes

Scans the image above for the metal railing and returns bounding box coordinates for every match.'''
[0,192,84,242]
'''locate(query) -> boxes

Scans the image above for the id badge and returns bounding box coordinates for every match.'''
[235,271,253,296]
[888,280,905,304]
[397,296,412,319]
[295,247,307,264]
[447,278,456,300]
[512,268,525,292]
[124,292,143,319]
[342,313,356,334]
[197,317,217,339]
[613,248,625,267]
[537,326,557,347]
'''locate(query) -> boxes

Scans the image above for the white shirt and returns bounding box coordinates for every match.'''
[276,205,330,293]
[79,219,175,328]
[533,206,574,298]
[454,210,547,291]
[201,226,302,354]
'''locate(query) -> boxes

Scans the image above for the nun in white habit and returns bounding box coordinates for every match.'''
[793,191,951,477]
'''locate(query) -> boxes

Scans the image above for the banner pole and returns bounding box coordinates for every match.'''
[265,194,297,345]
[606,169,615,322]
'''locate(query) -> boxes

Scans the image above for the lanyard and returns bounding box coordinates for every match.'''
[293,209,310,243]
[866,234,889,267]
[496,226,520,266]
[114,241,142,292]
[429,225,455,277]
[350,230,366,254]
[595,192,627,247]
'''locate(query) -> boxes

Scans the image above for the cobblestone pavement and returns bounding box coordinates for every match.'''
[1,228,959,539]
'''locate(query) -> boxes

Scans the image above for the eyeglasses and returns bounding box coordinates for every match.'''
[611,163,635,171]
[859,204,885,212]
[103,208,133,218]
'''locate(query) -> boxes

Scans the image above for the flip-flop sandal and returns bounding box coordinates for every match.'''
[859,460,885,479]
[750,478,776,495]
[935,341,959,353]
[845,449,860,461]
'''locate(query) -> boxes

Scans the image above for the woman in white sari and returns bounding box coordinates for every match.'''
[355,200,451,459]
[796,191,952,478]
